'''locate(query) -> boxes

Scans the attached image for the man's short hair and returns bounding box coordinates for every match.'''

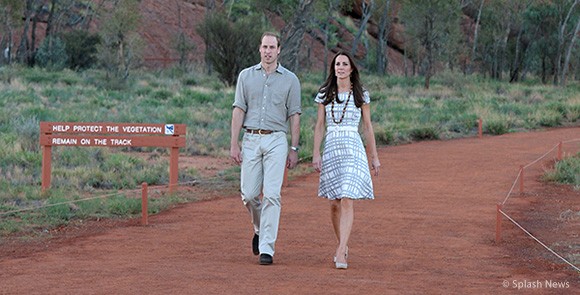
[261,32,280,48]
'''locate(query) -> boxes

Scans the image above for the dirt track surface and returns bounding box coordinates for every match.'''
[1,127,579,294]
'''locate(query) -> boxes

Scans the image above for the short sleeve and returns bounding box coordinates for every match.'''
[363,90,370,104]
[232,70,248,112]
[314,92,325,104]
[286,74,302,117]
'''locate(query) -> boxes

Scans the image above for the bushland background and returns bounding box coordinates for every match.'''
[0,0,579,235]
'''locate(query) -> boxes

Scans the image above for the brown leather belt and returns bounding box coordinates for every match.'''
[246,129,274,135]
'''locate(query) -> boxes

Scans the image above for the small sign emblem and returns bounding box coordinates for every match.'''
[164,124,175,135]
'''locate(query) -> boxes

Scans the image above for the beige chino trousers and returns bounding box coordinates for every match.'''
[241,131,288,256]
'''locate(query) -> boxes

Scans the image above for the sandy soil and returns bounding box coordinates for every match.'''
[1,127,579,294]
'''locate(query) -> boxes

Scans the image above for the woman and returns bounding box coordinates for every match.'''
[312,51,380,270]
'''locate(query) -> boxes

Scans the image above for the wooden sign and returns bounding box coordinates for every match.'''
[39,122,187,192]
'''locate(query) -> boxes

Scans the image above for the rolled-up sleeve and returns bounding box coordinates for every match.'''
[286,74,301,118]
[232,70,247,112]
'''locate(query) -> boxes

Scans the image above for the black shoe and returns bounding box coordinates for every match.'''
[252,234,259,255]
[259,253,273,265]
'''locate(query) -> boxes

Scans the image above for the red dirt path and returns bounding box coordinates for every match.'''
[1,127,579,294]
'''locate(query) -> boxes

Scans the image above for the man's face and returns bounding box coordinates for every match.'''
[259,35,280,66]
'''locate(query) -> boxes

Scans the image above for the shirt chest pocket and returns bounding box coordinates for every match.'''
[270,92,286,106]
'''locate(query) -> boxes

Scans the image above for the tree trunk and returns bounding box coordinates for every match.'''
[30,8,38,66]
[350,0,374,58]
[2,6,14,64]
[555,0,579,85]
[560,16,580,86]
[204,0,215,75]
[45,0,57,38]
[424,15,434,89]
[497,12,512,81]
[322,19,329,79]
[279,0,314,72]
[17,0,34,64]
[541,54,547,84]
[322,0,339,80]
[509,29,523,82]
[377,0,391,75]
[468,0,484,75]
[403,45,408,77]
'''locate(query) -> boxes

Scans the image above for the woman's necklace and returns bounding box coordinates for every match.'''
[331,87,352,124]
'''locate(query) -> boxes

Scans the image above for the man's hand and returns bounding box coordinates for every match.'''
[230,143,242,165]
[286,150,298,169]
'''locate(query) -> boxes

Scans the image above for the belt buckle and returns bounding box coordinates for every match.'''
[258,129,265,135]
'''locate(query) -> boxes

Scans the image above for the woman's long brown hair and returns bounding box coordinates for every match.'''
[317,51,365,108]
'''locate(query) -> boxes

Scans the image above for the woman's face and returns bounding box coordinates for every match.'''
[334,55,352,81]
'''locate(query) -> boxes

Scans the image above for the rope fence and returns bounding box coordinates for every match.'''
[0,178,229,225]
[496,138,580,274]
[2,120,578,273]
[0,118,486,220]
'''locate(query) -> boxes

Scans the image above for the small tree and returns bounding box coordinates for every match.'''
[400,0,461,89]
[196,12,262,86]
[97,0,143,81]
[62,30,101,70]
[172,0,195,71]
[35,36,68,70]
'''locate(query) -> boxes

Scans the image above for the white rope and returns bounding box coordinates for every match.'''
[0,191,123,216]
[499,137,580,274]
[499,209,580,273]
[503,138,580,205]
[562,138,580,144]
[0,180,202,217]
[501,170,521,205]
[523,143,558,169]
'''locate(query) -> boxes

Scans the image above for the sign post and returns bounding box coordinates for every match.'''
[39,122,186,193]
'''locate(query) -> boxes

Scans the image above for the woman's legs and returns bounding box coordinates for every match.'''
[330,200,341,243]
[332,198,353,265]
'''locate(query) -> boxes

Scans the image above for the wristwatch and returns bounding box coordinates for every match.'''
[290,146,300,152]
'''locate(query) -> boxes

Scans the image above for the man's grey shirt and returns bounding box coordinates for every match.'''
[233,63,301,133]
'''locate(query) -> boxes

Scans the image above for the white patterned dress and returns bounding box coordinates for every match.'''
[315,90,375,200]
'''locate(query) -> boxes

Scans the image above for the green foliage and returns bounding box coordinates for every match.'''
[409,126,440,141]
[399,0,462,82]
[152,89,173,101]
[62,30,101,70]
[484,116,510,135]
[544,153,580,189]
[107,195,141,216]
[43,197,74,221]
[1,66,579,237]
[35,37,69,71]
[97,0,143,82]
[196,12,263,85]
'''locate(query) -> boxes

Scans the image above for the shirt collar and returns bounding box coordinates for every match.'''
[254,63,285,74]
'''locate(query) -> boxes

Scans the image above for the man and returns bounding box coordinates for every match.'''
[230,32,301,265]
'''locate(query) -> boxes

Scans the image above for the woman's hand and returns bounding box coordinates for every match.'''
[371,158,380,176]
[312,154,322,172]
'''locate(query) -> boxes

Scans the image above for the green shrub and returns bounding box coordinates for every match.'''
[544,153,580,189]
[35,37,68,71]
[43,196,74,222]
[375,127,395,145]
[196,12,263,85]
[537,110,562,127]
[107,195,141,216]
[188,90,213,104]
[485,116,510,135]
[62,30,101,70]
[565,103,580,121]
[152,89,173,100]
[410,126,439,141]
